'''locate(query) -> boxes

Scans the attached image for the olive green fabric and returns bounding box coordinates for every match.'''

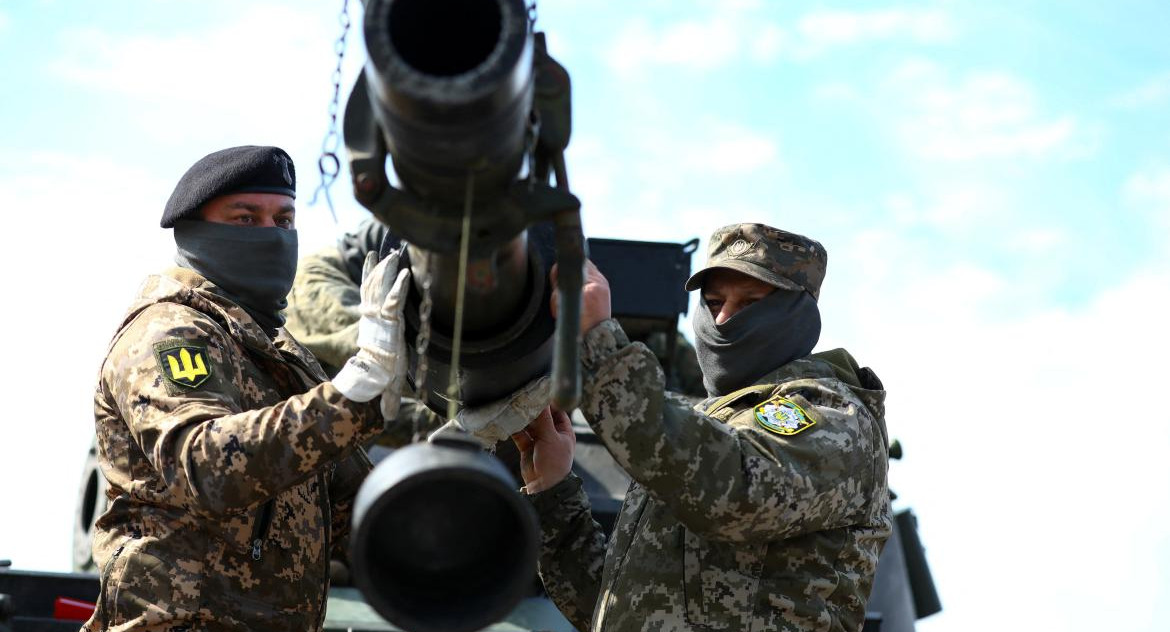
[285,246,442,446]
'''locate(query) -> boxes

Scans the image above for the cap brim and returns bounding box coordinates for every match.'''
[684,261,803,293]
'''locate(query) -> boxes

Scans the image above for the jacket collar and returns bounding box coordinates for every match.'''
[130,267,282,357]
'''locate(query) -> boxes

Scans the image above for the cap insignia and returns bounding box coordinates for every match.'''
[727,239,754,258]
[273,153,293,186]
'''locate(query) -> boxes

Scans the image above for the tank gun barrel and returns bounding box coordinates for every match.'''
[342,2,580,629]
[345,0,582,412]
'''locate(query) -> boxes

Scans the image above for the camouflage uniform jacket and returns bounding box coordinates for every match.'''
[530,319,892,632]
[284,247,360,376]
[285,247,439,446]
[84,267,384,632]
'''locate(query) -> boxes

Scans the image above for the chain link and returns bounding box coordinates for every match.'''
[412,254,434,442]
[309,0,352,221]
[527,1,538,27]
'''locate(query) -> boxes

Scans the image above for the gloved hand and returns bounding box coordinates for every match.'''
[333,250,411,408]
[432,376,551,448]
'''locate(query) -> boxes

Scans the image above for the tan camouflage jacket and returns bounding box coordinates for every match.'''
[530,319,892,632]
[84,267,384,632]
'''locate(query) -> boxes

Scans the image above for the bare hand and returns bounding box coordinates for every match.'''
[511,406,576,494]
[550,259,612,335]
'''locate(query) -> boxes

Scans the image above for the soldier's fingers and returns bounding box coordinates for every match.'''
[511,429,534,453]
[550,408,573,434]
[526,406,556,440]
[583,258,600,277]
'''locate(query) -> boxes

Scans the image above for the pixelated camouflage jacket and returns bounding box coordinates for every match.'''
[285,247,440,446]
[637,330,705,399]
[530,319,892,632]
[84,267,384,632]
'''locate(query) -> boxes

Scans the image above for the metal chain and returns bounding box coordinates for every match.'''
[412,255,434,442]
[527,1,538,27]
[309,0,352,222]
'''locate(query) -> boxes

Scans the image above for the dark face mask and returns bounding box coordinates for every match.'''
[692,288,821,397]
[173,219,298,333]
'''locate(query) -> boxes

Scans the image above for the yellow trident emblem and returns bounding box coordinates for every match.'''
[156,341,212,388]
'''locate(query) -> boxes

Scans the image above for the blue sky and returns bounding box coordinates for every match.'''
[2,1,1169,631]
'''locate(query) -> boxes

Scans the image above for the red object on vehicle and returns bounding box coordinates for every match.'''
[54,596,96,621]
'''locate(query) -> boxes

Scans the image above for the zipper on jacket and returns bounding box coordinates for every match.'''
[97,540,129,630]
[251,500,275,561]
[598,489,651,632]
[315,472,333,631]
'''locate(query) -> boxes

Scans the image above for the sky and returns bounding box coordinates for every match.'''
[1,0,1169,630]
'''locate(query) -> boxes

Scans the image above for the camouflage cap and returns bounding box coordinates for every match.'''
[684,223,828,301]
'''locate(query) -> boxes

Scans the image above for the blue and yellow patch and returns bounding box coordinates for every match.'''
[154,338,212,389]
[753,396,815,436]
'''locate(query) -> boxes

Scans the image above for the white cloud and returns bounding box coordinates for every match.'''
[811,81,858,102]
[796,8,955,52]
[48,3,358,145]
[875,183,1013,235]
[1124,165,1170,227]
[749,23,788,62]
[1111,72,1170,109]
[0,150,179,571]
[822,226,1170,632]
[604,7,955,75]
[682,123,779,175]
[605,18,741,76]
[567,123,788,262]
[887,61,1080,161]
[1002,227,1068,253]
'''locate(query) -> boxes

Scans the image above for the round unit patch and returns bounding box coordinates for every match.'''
[753,397,815,436]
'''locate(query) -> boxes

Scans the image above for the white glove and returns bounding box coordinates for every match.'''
[437,376,551,447]
[333,249,411,407]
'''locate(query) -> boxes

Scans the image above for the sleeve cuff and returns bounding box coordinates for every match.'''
[526,472,584,515]
[581,319,630,372]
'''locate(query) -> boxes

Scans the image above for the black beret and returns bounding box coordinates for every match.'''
[160,145,296,228]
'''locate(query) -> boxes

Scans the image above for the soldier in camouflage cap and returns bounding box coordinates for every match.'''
[507,223,891,632]
[684,222,828,300]
[85,146,416,632]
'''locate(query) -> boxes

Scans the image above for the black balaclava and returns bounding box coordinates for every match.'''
[174,219,298,334]
[692,288,821,397]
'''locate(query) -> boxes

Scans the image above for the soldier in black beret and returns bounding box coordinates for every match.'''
[86,146,416,631]
[162,145,300,333]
